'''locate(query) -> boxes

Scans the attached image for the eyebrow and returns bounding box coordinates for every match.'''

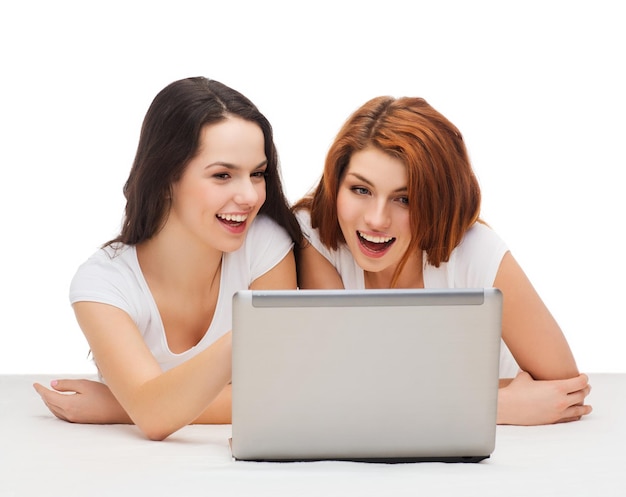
[205,160,268,170]
[346,172,408,193]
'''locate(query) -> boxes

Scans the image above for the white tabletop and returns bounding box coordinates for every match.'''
[1,373,624,497]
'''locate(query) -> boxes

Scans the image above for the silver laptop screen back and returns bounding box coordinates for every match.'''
[231,288,502,462]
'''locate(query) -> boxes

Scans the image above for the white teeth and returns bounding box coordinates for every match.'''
[217,213,248,222]
[358,231,393,244]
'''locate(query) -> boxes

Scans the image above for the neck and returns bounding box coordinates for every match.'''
[136,227,223,294]
[364,252,424,289]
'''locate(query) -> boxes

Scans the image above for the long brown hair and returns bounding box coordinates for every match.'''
[294,96,481,284]
[107,77,301,247]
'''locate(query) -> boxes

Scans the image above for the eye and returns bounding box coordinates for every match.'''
[396,196,409,206]
[351,186,370,196]
[251,170,267,179]
[212,172,231,180]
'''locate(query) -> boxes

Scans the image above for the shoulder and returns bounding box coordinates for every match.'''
[294,208,310,225]
[426,223,509,288]
[454,222,509,286]
[294,209,313,237]
[294,209,363,286]
[70,244,143,307]
[455,222,508,257]
[294,208,325,252]
[72,244,136,282]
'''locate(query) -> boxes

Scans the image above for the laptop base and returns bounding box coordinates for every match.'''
[229,439,489,463]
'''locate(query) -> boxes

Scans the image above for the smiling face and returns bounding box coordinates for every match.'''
[168,116,267,253]
[336,147,414,283]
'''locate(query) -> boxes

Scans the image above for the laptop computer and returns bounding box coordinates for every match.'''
[230,288,502,463]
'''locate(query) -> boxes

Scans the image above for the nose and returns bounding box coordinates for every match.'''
[364,199,391,230]
[234,178,260,208]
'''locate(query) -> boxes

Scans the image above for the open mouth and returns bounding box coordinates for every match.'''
[217,213,248,228]
[357,231,395,253]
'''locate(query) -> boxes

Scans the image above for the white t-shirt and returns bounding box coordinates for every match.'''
[296,210,519,378]
[70,215,293,373]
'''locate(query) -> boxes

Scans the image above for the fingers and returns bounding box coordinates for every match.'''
[33,379,79,394]
[49,379,83,393]
[36,378,96,395]
[559,375,592,422]
[566,385,591,406]
[560,377,593,422]
[557,403,593,423]
[564,375,592,411]
[32,382,48,396]
[562,373,590,393]
[33,383,71,422]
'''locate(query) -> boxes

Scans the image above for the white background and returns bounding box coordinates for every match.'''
[1,1,624,374]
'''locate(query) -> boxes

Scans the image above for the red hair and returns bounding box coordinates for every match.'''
[294,96,481,284]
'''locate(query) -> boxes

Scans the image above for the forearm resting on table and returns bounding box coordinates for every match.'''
[125,366,230,440]
[192,384,231,424]
[103,383,231,425]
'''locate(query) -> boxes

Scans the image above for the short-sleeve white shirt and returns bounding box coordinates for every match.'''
[296,210,519,378]
[70,215,293,372]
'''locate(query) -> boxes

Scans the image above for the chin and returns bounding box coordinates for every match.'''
[219,239,247,253]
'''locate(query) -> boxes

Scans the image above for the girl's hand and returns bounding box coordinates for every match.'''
[33,379,131,424]
[497,371,592,425]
